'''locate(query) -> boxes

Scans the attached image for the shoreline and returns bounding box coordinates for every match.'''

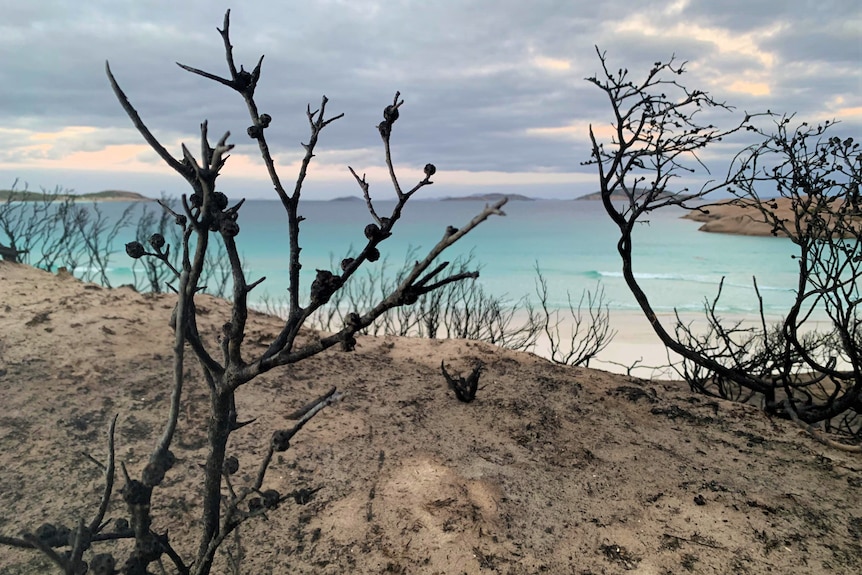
[5,260,830,381]
[532,309,835,379]
[257,296,831,380]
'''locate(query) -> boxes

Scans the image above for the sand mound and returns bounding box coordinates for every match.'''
[0,261,859,574]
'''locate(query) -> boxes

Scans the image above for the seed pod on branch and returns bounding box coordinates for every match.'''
[148,233,165,250]
[223,455,239,475]
[377,121,391,139]
[89,553,117,575]
[35,523,57,542]
[262,489,281,510]
[247,125,263,139]
[125,241,145,259]
[220,218,240,238]
[271,429,291,452]
[364,223,381,240]
[142,449,175,487]
[213,191,229,211]
[345,312,362,330]
[310,269,342,304]
[383,104,400,124]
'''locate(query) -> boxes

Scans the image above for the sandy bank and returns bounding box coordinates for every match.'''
[0,261,859,574]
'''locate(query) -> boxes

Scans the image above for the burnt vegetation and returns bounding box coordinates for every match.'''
[0,10,510,574]
[587,47,861,446]
[3,16,859,575]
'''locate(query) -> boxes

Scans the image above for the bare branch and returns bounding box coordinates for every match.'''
[105,62,191,179]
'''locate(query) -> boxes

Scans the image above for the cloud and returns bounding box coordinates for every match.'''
[2,0,859,198]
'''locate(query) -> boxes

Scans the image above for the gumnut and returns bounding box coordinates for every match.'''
[259,113,272,127]
[235,69,254,89]
[189,192,203,208]
[148,233,165,250]
[125,241,145,259]
[89,553,116,575]
[377,121,391,139]
[213,191,229,211]
[36,523,71,547]
[271,429,291,452]
[223,455,239,475]
[364,223,381,240]
[262,489,281,509]
[383,104,400,123]
[424,163,436,177]
[346,312,362,329]
[142,449,175,487]
[366,247,381,262]
[220,219,240,238]
[310,269,342,303]
[340,257,355,271]
[35,523,57,541]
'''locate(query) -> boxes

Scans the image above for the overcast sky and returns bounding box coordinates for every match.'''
[1,0,859,200]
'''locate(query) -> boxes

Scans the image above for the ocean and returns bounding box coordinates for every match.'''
[14,197,804,317]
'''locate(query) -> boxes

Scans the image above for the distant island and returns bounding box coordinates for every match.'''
[328,193,535,202]
[575,190,692,202]
[0,189,151,202]
[439,193,534,202]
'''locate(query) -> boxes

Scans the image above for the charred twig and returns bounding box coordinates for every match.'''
[441,361,484,402]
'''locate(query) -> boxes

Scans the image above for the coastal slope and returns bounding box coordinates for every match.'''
[683,196,861,237]
[683,199,785,236]
[0,261,859,574]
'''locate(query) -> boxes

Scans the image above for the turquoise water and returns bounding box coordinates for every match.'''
[13,199,801,315]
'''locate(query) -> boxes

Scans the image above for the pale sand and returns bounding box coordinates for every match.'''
[541,310,837,378]
[593,311,772,378]
[1,260,859,574]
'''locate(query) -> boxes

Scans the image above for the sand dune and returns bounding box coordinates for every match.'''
[0,261,859,574]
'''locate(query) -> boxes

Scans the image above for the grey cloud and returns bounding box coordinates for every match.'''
[2,0,859,197]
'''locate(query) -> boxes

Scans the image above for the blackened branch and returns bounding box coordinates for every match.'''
[88,414,119,534]
[254,387,343,490]
[441,361,484,403]
[105,63,191,180]
[349,167,383,226]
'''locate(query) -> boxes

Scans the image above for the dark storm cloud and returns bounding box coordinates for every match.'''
[2,0,859,197]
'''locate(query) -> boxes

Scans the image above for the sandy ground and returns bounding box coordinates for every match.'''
[0,260,860,574]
